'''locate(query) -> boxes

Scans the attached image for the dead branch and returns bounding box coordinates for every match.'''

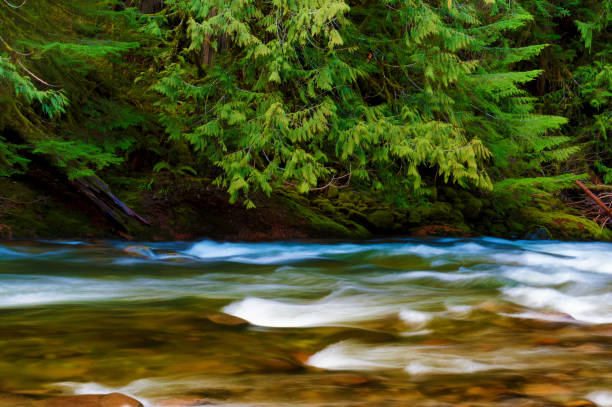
[575,180,612,217]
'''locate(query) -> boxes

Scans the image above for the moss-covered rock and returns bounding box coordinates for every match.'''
[366,210,395,230]
[521,208,612,241]
[1,173,610,242]
[0,179,101,239]
[277,189,371,238]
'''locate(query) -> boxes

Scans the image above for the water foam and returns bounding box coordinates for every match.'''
[365,270,491,283]
[405,359,492,375]
[502,286,612,324]
[306,340,508,374]
[0,275,126,307]
[222,296,399,327]
[588,391,612,407]
[493,243,612,275]
[54,381,154,407]
[398,309,432,325]
[185,240,369,264]
[502,267,590,286]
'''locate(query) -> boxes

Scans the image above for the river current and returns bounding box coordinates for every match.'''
[0,238,611,406]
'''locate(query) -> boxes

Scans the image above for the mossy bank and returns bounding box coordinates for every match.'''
[1,175,610,242]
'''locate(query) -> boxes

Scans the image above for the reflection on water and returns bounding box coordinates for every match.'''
[0,238,611,406]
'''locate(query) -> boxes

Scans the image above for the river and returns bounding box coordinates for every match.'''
[0,238,611,406]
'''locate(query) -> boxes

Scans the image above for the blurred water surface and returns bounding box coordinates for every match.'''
[0,238,611,406]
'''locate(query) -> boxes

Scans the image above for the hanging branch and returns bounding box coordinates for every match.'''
[16,58,60,87]
[0,34,58,87]
[1,0,27,8]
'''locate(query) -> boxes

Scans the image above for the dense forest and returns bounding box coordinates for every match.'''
[0,0,611,240]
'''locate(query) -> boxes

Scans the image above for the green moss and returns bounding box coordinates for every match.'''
[408,202,461,225]
[326,187,339,199]
[277,190,371,238]
[521,208,612,241]
[0,179,99,238]
[456,190,484,220]
[366,210,395,230]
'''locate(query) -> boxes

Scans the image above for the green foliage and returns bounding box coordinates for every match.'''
[520,0,611,185]
[153,161,197,176]
[2,0,612,234]
[492,173,586,214]
[0,57,67,118]
[146,0,573,205]
[0,0,146,179]
[0,136,29,176]
[32,140,123,179]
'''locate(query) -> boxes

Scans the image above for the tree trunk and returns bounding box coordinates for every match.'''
[200,9,231,66]
[139,0,163,14]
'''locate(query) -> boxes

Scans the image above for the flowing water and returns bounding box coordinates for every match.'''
[0,238,611,407]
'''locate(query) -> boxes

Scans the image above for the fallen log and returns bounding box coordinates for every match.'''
[575,180,612,218]
[73,175,151,228]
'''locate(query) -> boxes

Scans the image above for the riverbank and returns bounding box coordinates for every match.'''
[1,175,610,242]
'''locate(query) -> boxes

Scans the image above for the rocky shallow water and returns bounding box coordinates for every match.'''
[0,238,611,406]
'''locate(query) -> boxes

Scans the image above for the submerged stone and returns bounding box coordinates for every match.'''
[326,374,370,386]
[121,245,156,258]
[564,401,597,407]
[524,227,552,240]
[156,398,210,406]
[205,312,248,327]
[522,383,573,398]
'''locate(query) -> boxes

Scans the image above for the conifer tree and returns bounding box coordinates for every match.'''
[0,0,141,178]
[519,0,612,182]
[144,0,570,205]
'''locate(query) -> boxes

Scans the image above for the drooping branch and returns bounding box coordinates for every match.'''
[16,58,60,87]
[1,0,27,9]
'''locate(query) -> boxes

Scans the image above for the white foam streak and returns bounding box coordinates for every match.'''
[307,341,509,374]
[185,240,365,263]
[399,309,432,324]
[500,311,578,323]
[307,342,393,370]
[223,296,400,327]
[502,267,589,285]
[493,246,612,275]
[405,359,492,375]
[366,270,490,283]
[503,286,612,324]
[588,391,612,407]
[54,381,154,407]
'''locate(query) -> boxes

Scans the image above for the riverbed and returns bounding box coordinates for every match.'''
[0,238,611,406]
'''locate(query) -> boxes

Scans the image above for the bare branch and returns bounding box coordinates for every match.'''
[1,0,27,8]
[16,58,60,87]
